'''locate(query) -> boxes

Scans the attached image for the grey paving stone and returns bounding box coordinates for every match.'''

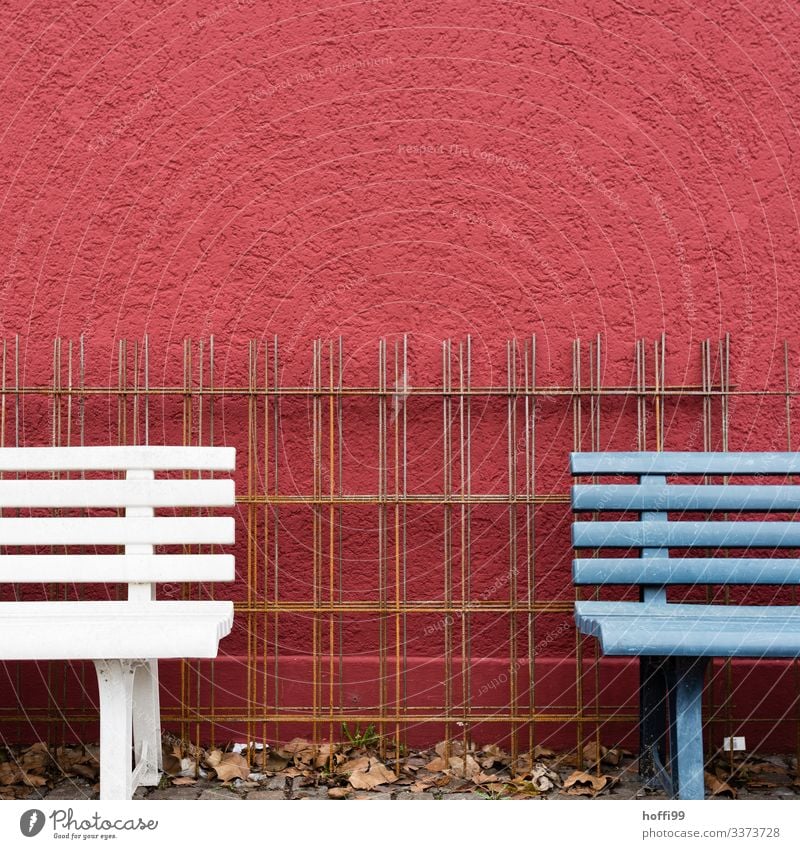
[293,787,329,799]
[246,790,286,800]
[394,792,436,800]
[44,783,93,800]
[147,786,202,800]
[198,789,243,800]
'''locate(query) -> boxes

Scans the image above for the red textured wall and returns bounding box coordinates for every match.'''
[2,1,800,750]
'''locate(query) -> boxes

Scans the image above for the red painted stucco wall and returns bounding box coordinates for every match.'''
[2,1,800,750]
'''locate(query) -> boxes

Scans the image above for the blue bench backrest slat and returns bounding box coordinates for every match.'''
[573,520,800,548]
[571,451,800,476]
[573,557,800,585]
[572,484,800,512]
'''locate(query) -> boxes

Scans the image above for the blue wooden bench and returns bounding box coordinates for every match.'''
[570,451,800,800]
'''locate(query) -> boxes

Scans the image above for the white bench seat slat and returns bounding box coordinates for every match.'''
[0,601,234,660]
[0,516,234,545]
[0,554,234,582]
[0,478,235,508]
[0,446,234,471]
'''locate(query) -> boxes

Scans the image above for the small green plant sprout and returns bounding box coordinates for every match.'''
[341,722,379,749]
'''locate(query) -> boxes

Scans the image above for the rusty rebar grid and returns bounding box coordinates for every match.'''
[0,332,796,776]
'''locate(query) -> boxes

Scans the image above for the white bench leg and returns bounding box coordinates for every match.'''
[132,659,162,786]
[94,659,137,801]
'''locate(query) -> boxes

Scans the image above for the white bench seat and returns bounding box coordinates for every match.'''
[0,445,237,800]
[0,601,234,660]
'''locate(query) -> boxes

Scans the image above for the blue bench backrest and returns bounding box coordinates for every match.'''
[570,452,800,600]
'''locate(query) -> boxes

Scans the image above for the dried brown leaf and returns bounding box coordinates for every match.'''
[206,751,249,783]
[172,777,197,786]
[327,786,350,799]
[0,763,24,786]
[705,772,737,798]
[478,744,510,769]
[313,744,338,769]
[337,755,370,775]
[582,742,606,767]
[278,738,315,764]
[70,764,97,781]
[747,772,791,788]
[563,770,610,796]
[445,755,481,779]
[747,761,788,776]
[161,753,182,776]
[603,748,626,766]
[533,745,555,759]
[434,740,464,759]
[347,757,398,790]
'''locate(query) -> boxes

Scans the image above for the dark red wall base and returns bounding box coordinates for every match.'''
[3,656,798,754]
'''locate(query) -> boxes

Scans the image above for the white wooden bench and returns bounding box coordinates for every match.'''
[0,446,236,800]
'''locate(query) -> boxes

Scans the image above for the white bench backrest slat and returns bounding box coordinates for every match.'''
[0,478,234,508]
[0,445,234,471]
[0,516,234,546]
[0,554,234,582]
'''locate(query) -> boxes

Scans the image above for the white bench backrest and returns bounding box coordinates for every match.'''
[0,446,236,599]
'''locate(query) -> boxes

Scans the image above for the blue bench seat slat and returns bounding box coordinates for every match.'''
[572,557,800,585]
[575,600,800,657]
[571,451,800,476]
[573,520,800,548]
[572,484,800,512]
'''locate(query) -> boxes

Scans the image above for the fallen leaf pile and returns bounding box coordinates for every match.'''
[705,750,797,798]
[5,733,795,800]
[0,742,99,799]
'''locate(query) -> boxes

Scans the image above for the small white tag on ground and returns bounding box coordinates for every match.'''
[723,736,746,751]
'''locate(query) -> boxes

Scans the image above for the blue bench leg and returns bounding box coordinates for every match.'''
[639,656,670,791]
[668,657,708,800]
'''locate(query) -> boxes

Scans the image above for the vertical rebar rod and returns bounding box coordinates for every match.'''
[442,339,453,763]
[590,333,601,774]
[507,339,518,763]
[272,335,280,747]
[786,340,800,771]
[458,339,468,756]
[572,337,584,765]
[328,338,336,761]
[378,338,388,755]
[525,335,536,758]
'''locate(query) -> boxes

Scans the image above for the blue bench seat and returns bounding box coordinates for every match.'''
[575,601,800,656]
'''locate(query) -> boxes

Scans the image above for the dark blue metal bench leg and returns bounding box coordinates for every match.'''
[639,656,670,792]
[667,657,708,800]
